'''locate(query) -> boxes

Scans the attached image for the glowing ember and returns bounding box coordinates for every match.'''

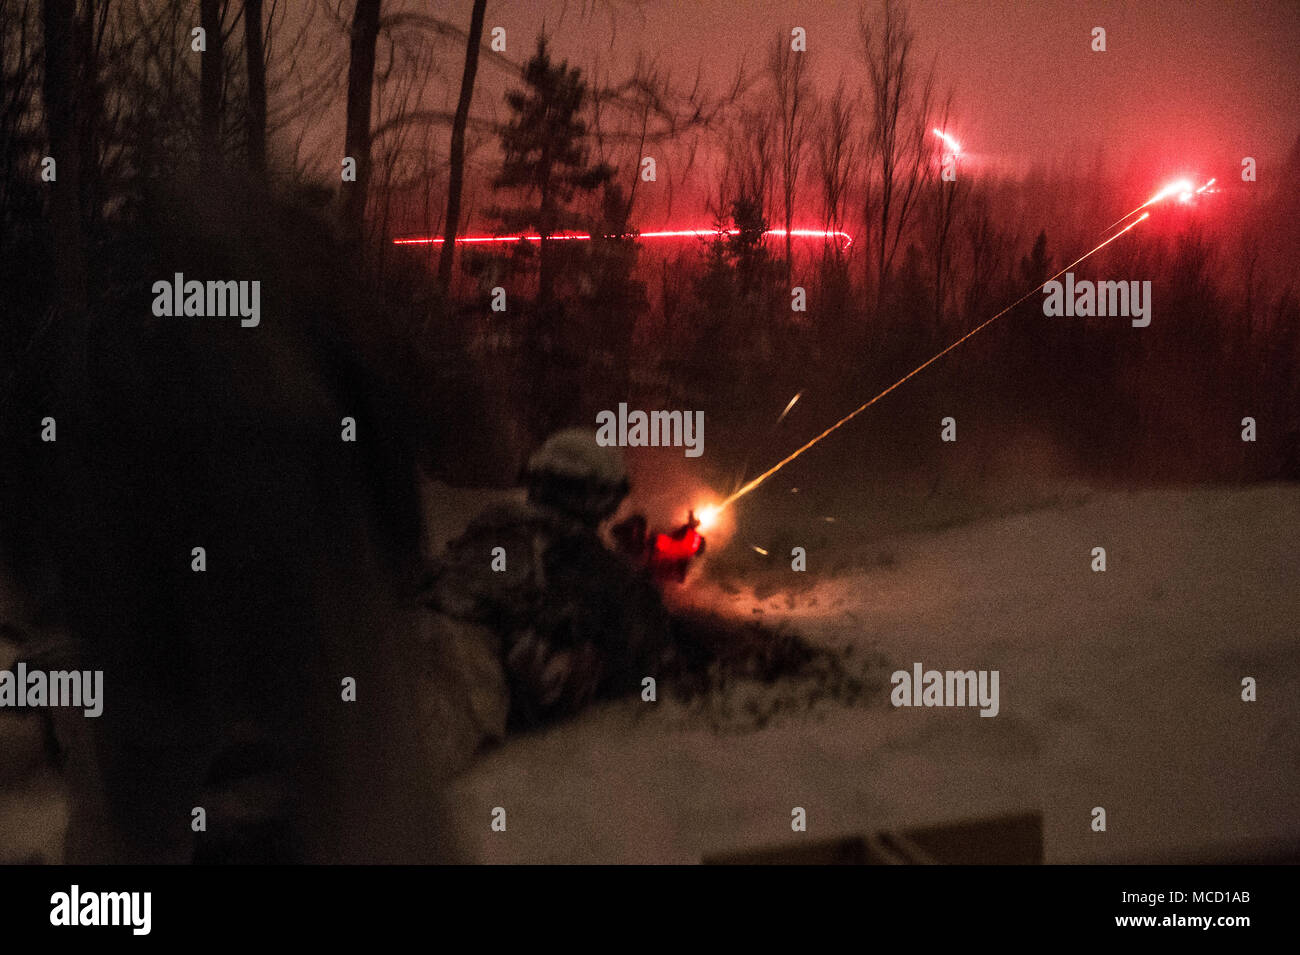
[776,391,803,424]
[751,545,769,556]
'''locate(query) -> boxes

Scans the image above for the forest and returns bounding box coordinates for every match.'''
[1,0,1297,521]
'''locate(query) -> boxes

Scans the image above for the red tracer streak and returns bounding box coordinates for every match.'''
[393,227,853,247]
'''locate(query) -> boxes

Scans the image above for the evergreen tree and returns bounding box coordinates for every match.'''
[726,196,772,303]
[493,36,613,310]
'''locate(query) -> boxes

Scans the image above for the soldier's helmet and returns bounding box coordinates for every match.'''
[524,429,630,526]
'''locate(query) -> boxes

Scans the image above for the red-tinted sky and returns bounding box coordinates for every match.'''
[286,0,1298,239]
[488,0,1300,174]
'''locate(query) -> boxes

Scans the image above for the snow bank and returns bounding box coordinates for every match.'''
[445,483,1300,863]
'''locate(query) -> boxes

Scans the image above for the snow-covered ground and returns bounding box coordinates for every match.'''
[4,482,1296,863]
[441,482,1300,863]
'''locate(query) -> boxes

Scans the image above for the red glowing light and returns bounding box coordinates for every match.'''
[1142,178,1196,210]
[393,227,853,248]
[651,525,703,560]
[1161,176,1219,205]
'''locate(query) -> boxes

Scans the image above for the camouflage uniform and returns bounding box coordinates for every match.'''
[421,432,672,738]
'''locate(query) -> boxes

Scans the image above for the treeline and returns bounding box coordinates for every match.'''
[405,1,1300,489]
[0,0,1296,495]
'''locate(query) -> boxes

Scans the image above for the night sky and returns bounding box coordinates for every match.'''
[529,0,1300,169]
[280,1,1300,236]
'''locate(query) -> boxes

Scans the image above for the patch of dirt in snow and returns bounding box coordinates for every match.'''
[658,610,892,734]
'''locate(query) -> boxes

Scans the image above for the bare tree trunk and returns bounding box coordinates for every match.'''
[199,0,223,174]
[930,178,956,330]
[769,36,812,289]
[860,0,932,305]
[75,0,104,234]
[928,94,965,330]
[41,0,86,320]
[244,0,267,176]
[729,106,774,227]
[437,0,486,293]
[343,0,382,243]
[817,80,857,260]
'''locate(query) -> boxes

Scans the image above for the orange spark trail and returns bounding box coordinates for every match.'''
[714,212,1152,514]
[775,391,802,424]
